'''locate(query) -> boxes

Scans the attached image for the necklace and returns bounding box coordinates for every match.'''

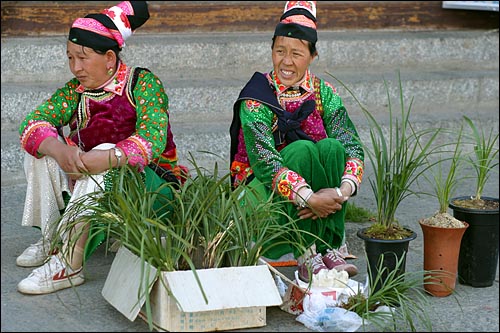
[282,87,303,98]
[74,90,109,150]
[75,98,86,150]
[82,90,107,98]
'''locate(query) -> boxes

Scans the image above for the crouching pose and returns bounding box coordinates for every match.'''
[17,1,185,294]
[230,1,364,282]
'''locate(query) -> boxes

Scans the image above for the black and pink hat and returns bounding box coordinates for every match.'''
[274,1,318,44]
[68,1,149,51]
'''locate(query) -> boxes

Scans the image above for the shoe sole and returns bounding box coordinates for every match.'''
[17,275,85,295]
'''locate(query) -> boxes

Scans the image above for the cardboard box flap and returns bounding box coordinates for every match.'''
[164,265,283,313]
[102,246,158,321]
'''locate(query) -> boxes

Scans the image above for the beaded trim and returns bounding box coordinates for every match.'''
[281,88,303,99]
[82,90,107,98]
[313,76,323,117]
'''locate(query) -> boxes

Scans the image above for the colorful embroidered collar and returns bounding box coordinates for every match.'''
[75,61,129,96]
[269,69,314,98]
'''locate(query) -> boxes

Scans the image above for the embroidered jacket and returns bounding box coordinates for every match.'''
[19,62,178,171]
[230,70,364,202]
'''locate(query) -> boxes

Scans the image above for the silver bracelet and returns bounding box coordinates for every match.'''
[334,187,343,197]
[341,179,356,196]
[299,191,314,208]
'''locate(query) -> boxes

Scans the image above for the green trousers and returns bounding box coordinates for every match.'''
[246,138,347,259]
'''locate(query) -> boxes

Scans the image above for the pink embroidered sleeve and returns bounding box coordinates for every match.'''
[342,157,364,193]
[20,121,59,158]
[272,167,309,201]
[115,135,152,172]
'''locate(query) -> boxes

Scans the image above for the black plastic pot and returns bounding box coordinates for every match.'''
[357,227,417,293]
[449,196,499,288]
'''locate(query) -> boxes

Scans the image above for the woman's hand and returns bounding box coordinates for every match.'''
[79,148,118,175]
[38,137,121,179]
[297,187,349,220]
[38,137,87,179]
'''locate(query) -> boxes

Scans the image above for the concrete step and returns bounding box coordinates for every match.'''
[1,30,499,185]
[1,68,499,131]
[2,31,498,83]
[1,30,498,130]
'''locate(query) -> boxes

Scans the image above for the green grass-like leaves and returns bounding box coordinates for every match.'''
[327,70,444,235]
[339,253,447,332]
[55,152,322,330]
[463,115,499,200]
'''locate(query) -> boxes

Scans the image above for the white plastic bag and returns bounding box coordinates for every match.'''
[296,306,363,332]
[294,276,365,332]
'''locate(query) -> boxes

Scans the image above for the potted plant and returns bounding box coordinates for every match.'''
[337,253,435,332]
[57,154,315,330]
[327,70,442,291]
[448,115,499,287]
[418,123,469,297]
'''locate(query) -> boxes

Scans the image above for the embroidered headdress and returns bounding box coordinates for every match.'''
[274,1,317,43]
[68,1,149,51]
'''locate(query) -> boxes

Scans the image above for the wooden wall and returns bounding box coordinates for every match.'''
[2,1,498,37]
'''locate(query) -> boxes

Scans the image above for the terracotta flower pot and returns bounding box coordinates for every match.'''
[419,220,469,297]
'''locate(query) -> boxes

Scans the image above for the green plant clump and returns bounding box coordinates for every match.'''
[56,154,322,331]
[429,123,464,214]
[338,253,439,332]
[463,115,499,202]
[60,155,315,271]
[345,201,375,222]
[327,70,443,239]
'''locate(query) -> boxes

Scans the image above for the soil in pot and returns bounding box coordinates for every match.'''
[451,197,499,210]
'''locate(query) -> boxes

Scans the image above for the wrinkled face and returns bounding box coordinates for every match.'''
[66,41,111,89]
[272,36,316,87]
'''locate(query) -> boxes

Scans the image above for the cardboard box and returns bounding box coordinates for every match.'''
[102,246,283,332]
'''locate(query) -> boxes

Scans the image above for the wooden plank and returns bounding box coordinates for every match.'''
[2,1,499,37]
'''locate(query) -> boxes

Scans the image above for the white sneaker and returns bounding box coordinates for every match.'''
[16,238,53,267]
[17,255,85,295]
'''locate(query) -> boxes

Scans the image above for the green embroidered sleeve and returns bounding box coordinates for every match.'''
[239,100,281,184]
[239,100,309,201]
[320,80,365,187]
[131,70,170,160]
[19,79,81,156]
[19,79,81,134]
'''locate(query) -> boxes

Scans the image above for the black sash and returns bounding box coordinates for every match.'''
[229,72,316,184]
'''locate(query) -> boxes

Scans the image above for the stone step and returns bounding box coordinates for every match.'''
[1,30,498,130]
[2,30,498,185]
[2,30,498,83]
[1,68,498,131]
